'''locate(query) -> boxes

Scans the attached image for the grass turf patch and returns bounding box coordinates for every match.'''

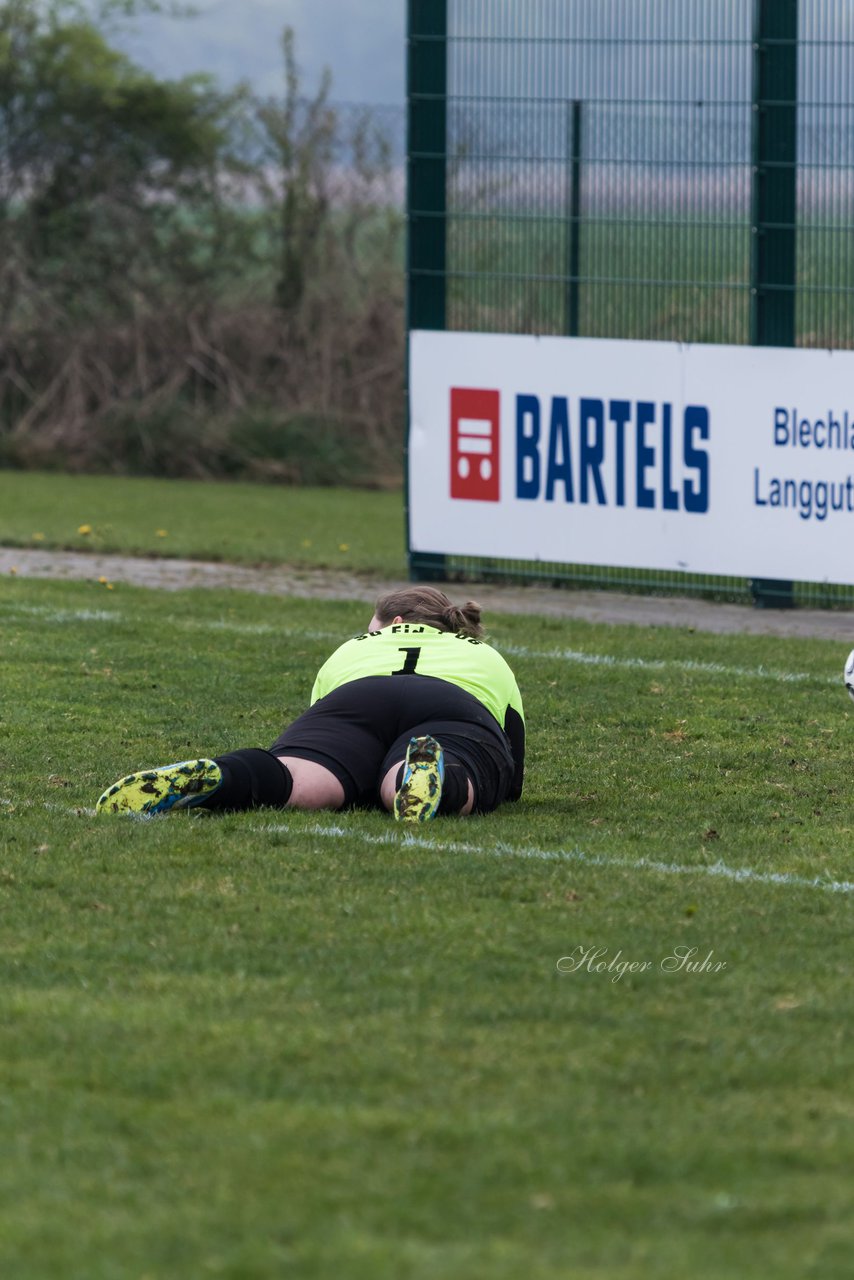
[2,575,854,1278]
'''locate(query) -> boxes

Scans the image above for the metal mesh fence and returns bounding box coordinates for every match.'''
[445,0,754,344]
[408,0,854,606]
[799,1,854,347]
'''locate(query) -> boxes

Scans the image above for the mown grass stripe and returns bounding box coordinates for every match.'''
[29,797,852,893]
[0,601,838,688]
[28,795,853,893]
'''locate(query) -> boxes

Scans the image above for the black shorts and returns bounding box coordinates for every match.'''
[268,674,515,811]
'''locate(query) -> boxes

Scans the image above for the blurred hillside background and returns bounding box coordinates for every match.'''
[0,0,406,487]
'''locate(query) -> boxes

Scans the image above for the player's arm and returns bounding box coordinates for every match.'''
[483,646,525,800]
[503,704,525,800]
[309,659,332,704]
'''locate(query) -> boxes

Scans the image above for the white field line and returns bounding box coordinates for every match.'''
[499,642,835,686]
[1,604,123,623]
[251,820,854,896]
[0,602,839,688]
[0,601,331,640]
[0,601,288,633]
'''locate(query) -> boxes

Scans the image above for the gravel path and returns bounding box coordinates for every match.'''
[3,545,854,643]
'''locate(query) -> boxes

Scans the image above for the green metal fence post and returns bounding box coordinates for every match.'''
[749,0,798,609]
[407,0,447,331]
[565,99,583,337]
[406,0,448,581]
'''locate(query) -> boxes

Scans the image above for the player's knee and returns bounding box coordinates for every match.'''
[287,786,345,811]
[276,756,346,811]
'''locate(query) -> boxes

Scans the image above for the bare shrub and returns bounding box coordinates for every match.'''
[0,14,405,485]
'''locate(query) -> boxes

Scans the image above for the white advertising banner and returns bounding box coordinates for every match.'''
[408,330,854,585]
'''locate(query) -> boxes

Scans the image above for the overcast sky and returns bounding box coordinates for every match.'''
[115,0,405,104]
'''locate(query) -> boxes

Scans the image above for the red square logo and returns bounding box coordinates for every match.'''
[450,388,500,502]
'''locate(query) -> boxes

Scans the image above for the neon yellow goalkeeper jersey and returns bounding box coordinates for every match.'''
[310,623,524,730]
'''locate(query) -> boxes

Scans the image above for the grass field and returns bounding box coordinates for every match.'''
[0,471,407,576]
[2,465,854,1278]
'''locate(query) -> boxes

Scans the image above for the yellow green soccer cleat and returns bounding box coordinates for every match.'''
[96,758,222,816]
[393,735,445,822]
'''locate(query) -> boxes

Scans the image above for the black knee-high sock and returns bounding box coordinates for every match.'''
[394,759,470,815]
[199,748,293,812]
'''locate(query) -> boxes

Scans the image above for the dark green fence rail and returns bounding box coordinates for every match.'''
[407,0,854,606]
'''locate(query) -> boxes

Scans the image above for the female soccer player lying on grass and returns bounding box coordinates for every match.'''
[97,587,525,823]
